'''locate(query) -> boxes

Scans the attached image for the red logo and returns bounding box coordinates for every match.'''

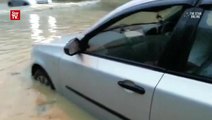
[10,10,21,20]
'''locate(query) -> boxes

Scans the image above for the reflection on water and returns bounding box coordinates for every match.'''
[0,0,127,119]
[48,16,57,33]
[30,14,44,42]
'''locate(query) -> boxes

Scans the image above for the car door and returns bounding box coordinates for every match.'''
[151,7,212,120]
[59,4,190,120]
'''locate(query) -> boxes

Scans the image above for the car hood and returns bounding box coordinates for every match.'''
[32,33,84,61]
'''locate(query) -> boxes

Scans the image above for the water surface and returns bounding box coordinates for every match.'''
[0,0,127,119]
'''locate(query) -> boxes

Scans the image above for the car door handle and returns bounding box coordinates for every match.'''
[118,80,145,94]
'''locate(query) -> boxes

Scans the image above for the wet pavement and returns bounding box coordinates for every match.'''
[0,0,127,119]
[0,63,97,120]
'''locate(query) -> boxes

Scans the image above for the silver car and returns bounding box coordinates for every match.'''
[31,0,212,119]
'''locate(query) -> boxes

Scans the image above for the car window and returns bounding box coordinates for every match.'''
[86,6,184,67]
[110,6,182,28]
[186,10,212,79]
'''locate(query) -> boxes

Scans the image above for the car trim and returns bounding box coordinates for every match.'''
[82,52,166,72]
[65,86,130,120]
[166,70,212,84]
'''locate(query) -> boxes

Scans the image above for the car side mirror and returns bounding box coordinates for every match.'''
[64,38,81,56]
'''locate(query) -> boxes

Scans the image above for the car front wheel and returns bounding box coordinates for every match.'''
[33,69,55,90]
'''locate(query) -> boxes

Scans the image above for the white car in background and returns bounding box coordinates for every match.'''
[31,0,212,119]
[8,0,52,7]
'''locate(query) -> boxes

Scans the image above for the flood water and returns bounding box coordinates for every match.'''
[0,0,127,119]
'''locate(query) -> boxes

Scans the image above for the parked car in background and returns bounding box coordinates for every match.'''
[8,0,52,7]
[36,0,52,4]
[31,0,212,119]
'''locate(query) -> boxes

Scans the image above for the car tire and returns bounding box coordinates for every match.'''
[33,69,55,90]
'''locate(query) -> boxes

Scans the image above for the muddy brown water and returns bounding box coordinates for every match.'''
[0,0,127,119]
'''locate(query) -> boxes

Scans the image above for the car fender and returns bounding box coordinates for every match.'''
[31,44,64,93]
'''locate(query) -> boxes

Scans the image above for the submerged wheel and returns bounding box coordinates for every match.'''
[33,69,55,90]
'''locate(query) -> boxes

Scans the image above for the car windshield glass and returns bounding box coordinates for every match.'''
[105,6,183,31]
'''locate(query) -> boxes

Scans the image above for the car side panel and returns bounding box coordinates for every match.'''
[150,74,212,120]
[59,54,164,120]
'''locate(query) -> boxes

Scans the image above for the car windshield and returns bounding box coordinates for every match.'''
[106,6,183,30]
